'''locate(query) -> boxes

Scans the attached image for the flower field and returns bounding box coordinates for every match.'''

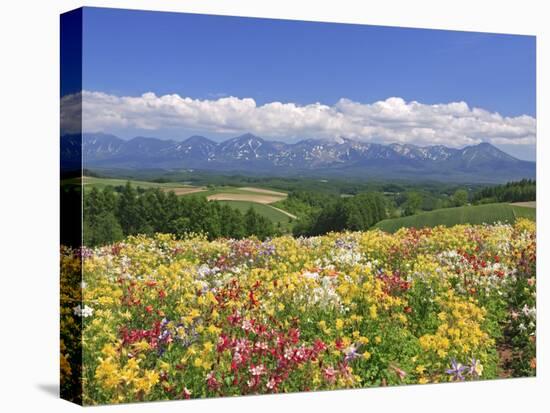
[60,220,536,405]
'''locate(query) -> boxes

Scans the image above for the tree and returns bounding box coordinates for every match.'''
[452,189,469,207]
[83,212,124,246]
[402,192,422,216]
[116,182,144,235]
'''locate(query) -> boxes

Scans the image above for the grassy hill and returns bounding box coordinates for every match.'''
[375,203,536,233]
[216,200,294,230]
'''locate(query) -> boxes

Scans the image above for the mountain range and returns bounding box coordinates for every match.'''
[61,133,535,183]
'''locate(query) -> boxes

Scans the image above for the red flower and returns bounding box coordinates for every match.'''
[313,339,327,353]
[206,371,219,391]
[182,387,192,399]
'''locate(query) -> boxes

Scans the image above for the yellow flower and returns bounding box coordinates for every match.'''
[133,340,150,352]
[203,341,214,353]
[134,370,159,394]
[369,305,378,319]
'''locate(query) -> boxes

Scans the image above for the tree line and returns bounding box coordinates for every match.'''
[472,179,536,204]
[292,192,388,236]
[83,182,275,246]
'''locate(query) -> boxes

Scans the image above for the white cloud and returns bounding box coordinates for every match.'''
[60,90,536,147]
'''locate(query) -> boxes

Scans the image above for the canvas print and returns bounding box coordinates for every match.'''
[60,7,536,405]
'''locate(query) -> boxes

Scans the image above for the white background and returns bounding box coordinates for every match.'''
[0,0,547,411]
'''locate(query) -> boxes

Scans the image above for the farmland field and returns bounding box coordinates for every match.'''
[207,193,285,204]
[216,200,294,227]
[511,201,536,208]
[375,203,536,233]
[76,177,293,231]
[61,219,536,404]
[77,176,207,194]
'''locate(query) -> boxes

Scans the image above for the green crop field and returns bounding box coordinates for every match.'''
[215,200,294,229]
[374,203,536,233]
[81,176,185,189]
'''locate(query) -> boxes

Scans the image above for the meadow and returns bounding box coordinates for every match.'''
[375,203,536,233]
[216,200,295,230]
[61,219,536,405]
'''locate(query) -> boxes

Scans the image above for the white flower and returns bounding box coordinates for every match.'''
[73,304,94,318]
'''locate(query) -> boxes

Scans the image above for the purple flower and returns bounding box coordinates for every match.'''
[446,359,467,381]
[344,344,361,362]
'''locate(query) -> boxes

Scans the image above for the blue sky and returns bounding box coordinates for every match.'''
[73,7,536,160]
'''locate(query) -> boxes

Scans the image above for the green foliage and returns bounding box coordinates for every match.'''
[401,192,423,216]
[83,182,275,246]
[452,189,469,207]
[472,179,536,204]
[293,192,387,236]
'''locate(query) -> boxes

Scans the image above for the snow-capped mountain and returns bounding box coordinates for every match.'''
[60,132,535,183]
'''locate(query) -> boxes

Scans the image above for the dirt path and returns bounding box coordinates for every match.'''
[267,205,297,220]
[511,201,536,208]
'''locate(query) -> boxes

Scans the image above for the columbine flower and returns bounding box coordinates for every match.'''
[468,358,483,378]
[344,343,360,362]
[446,359,467,381]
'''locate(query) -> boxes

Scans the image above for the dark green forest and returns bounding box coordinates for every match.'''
[472,179,536,204]
[83,182,275,246]
[292,192,387,236]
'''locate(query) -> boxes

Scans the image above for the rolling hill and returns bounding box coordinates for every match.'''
[374,203,536,233]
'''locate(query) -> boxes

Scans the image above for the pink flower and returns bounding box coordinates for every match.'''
[323,366,337,383]
[242,319,253,332]
[249,364,266,377]
[266,378,277,390]
[235,338,249,353]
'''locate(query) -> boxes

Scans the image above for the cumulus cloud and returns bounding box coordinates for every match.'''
[60,90,536,147]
